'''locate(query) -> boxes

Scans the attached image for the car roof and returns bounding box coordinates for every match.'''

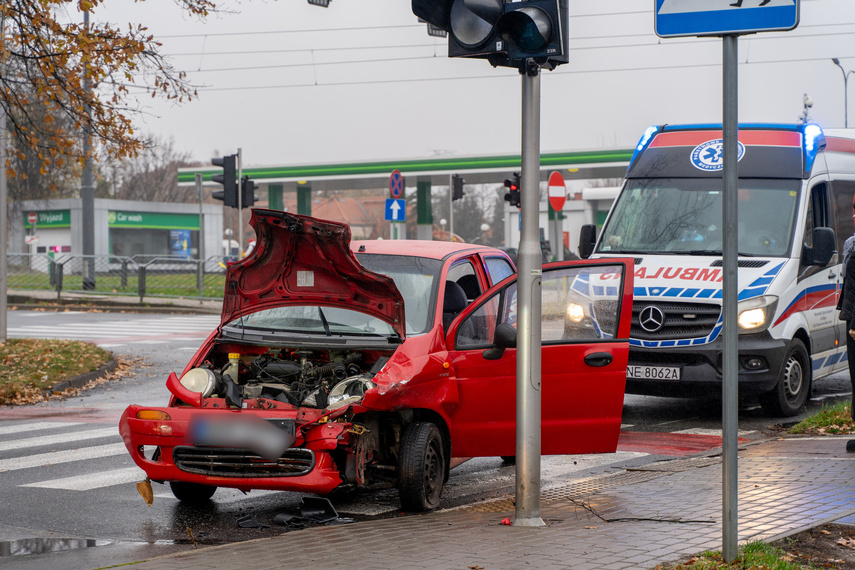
[351,240,504,260]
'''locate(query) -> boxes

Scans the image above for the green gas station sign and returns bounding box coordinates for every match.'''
[108,211,199,230]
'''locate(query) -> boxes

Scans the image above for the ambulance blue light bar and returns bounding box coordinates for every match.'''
[627,123,826,178]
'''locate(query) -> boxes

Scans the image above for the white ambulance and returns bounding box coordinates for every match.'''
[579,123,855,416]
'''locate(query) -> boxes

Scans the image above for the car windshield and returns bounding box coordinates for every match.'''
[227,306,397,337]
[597,178,801,257]
[356,253,442,336]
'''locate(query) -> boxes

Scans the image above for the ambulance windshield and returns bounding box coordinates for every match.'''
[597,178,800,257]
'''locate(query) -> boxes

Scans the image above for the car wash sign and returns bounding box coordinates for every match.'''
[655,0,799,38]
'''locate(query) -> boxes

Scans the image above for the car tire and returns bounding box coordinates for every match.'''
[169,481,217,503]
[759,338,810,417]
[398,422,445,512]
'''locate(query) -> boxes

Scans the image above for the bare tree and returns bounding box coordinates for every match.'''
[109,136,197,202]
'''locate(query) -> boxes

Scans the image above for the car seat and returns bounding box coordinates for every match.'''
[442,281,468,331]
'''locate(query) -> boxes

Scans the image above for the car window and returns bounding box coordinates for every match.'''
[455,263,625,348]
[227,306,396,336]
[485,257,514,285]
[356,253,442,335]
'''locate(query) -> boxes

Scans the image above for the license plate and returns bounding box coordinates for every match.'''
[627,365,681,380]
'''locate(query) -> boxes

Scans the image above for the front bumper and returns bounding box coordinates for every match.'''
[119,405,349,494]
[625,332,787,398]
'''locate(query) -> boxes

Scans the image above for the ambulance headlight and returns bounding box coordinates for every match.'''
[566,303,586,323]
[737,296,778,333]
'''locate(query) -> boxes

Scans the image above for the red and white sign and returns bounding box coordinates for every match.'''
[548,171,566,212]
[27,211,38,226]
[389,170,403,199]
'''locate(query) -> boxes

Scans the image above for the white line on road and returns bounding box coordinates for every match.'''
[0,427,118,452]
[21,466,147,490]
[0,421,80,436]
[0,443,127,472]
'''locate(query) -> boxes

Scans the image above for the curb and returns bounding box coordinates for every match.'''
[44,358,118,396]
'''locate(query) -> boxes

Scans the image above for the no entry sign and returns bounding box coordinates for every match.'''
[547,171,566,212]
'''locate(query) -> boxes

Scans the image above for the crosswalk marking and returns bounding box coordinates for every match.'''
[22,466,146,490]
[0,442,127,472]
[7,315,220,343]
[0,421,80,436]
[0,427,118,452]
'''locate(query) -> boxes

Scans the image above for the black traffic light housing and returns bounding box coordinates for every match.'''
[412,0,568,70]
[452,174,465,201]
[241,176,258,209]
[504,172,521,208]
[211,154,237,208]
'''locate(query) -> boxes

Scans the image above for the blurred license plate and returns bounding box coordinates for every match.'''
[627,365,681,380]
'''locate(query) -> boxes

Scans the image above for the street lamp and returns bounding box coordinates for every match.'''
[832,58,854,128]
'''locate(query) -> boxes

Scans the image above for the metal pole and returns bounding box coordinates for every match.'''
[449,174,454,242]
[237,148,243,256]
[196,173,204,300]
[0,14,7,342]
[81,10,96,290]
[514,61,544,527]
[721,33,739,563]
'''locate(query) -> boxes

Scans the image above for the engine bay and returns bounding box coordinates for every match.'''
[179,344,393,410]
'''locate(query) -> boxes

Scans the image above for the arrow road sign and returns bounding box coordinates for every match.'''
[385,199,406,222]
[655,0,798,37]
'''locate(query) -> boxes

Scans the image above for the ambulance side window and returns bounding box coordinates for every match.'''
[800,183,830,276]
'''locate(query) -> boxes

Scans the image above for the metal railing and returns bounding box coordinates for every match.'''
[7,253,232,302]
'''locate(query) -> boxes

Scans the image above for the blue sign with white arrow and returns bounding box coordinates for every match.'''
[655,0,799,38]
[385,199,406,222]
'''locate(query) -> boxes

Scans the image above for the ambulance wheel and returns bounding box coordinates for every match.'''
[759,338,810,417]
[398,422,445,512]
[170,481,217,503]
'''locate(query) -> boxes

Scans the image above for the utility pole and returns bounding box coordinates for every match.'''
[81,10,96,290]
[0,13,7,341]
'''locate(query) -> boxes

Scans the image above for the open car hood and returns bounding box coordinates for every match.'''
[221,210,405,339]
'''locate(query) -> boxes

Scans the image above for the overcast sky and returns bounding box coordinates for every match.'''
[89,0,854,168]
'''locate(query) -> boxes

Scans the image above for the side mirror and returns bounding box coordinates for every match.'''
[579,224,597,259]
[483,323,517,360]
[811,227,836,266]
[803,227,836,267]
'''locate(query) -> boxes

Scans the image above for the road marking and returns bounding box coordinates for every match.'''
[0,443,127,472]
[0,421,80,435]
[0,427,118,452]
[22,467,146,490]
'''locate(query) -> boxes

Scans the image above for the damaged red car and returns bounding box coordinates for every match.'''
[119,210,634,511]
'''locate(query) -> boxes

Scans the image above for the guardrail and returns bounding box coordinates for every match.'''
[7,253,232,302]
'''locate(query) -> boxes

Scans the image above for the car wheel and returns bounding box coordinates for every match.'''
[169,481,217,503]
[398,422,445,512]
[759,338,810,417]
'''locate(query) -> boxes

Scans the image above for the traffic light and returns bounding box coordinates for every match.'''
[211,154,237,208]
[452,174,465,201]
[241,176,258,209]
[504,173,521,208]
[412,0,568,70]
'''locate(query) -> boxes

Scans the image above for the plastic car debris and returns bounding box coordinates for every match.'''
[236,515,269,529]
[299,497,339,523]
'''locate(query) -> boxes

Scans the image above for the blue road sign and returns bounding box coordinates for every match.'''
[655,0,799,38]
[385,199,406,222]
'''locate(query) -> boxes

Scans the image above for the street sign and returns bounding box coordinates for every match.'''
[389,170,403,199]
[654,0,799,38]
[547,171,566,212]
[385,199,406,222]
[25,235,39,245]
[27,212,37,226]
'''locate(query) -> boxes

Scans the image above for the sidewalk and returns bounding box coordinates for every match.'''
[126,436,855,570]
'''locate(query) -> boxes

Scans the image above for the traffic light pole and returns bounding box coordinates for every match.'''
[237,148,243,256]
[514,62,544,528]
[448,173,454,241]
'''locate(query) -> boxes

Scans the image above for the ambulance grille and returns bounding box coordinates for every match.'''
[172,446,315,477]
[631,301,720,340]
[710,259,769,268]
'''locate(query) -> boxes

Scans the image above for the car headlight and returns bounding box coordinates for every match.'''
[737,295,778,333]
[566,303,586,323]
[179,367,220,397]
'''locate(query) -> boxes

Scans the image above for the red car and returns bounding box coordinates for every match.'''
[120,210,633,511]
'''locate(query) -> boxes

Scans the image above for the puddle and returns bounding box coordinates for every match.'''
[0,538,113,557]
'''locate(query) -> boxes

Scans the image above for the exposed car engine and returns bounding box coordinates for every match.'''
[179,348,385,410]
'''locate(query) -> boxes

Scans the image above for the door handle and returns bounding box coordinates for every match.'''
[584,352,613,367]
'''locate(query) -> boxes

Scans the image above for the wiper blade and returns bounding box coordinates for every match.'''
[687,250,722,256]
